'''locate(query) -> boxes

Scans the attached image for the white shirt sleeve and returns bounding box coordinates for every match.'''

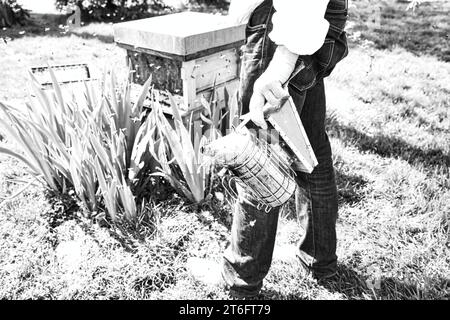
[228,0,265,24]
[270,0,330,55]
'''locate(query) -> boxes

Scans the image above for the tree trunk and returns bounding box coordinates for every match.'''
[0,2,14,28]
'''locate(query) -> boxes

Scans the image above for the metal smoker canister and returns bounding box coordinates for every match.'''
[211,130,297,212]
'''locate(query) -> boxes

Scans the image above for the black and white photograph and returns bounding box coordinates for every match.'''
[0,0,448,305]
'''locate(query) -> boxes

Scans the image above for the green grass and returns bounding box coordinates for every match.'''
[348,0,450,62]
[0,1,449,300]
[0,13,123,103]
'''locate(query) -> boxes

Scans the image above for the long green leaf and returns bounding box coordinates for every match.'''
[0,146,41,177]
[94,157,117,221]
[48,65,66,116]
[134,74,153,114]
[157,108,202,202]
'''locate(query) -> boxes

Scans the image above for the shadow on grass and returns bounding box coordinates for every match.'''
[317,264,368,299]
[326,117,450,173]
[335,170,368,205]
[43,189,80,230]
[256,263,449,300]
[350,1,450,62]
[40,189,81,248]
[318,264,450,300]
[279,167,368,222]
[132,270,177,295]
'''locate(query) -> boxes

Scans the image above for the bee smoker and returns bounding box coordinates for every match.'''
[203,127,297,213]
[202,62,317,212]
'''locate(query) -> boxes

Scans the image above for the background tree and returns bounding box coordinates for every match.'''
[0,0,29,28]
[54,0,229,22]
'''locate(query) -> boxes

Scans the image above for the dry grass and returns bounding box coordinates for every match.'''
[0,1,449,300]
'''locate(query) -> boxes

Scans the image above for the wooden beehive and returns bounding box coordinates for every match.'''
[30,63,95,89]
[113,12,246,118]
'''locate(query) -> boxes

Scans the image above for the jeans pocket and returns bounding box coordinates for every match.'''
[289,45,332,93]
[289,31,348,93]
[289,36,338,92]
[289,56,318,92]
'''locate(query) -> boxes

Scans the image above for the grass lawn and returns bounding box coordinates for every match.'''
[0,1,449,299]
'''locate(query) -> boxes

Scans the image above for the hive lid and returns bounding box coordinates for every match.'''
[113,12,246,59]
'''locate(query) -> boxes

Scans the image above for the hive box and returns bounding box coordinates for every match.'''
[114,12,246,116]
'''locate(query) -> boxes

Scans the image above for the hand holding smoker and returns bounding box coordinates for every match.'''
[203,62,318,212]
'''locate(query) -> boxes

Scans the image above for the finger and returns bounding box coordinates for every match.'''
[249,94,268,129]
[249,92,265,114]
[239,113,252,121]
[262,89,280,107]
[263,103,279,115]
[251,108,267,129]
[251,111,267,129]
[269,82,290,100]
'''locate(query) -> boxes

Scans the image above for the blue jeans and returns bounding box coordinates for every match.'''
[222,0,348,297]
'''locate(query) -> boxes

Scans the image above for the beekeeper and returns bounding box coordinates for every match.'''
[189,0,349,298]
